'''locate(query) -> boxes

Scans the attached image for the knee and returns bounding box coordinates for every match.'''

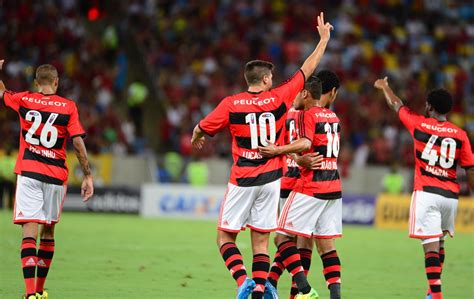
[216,230,236,248]
[275,233,292,247]
[316,240,335,255]
[41,225,55,239]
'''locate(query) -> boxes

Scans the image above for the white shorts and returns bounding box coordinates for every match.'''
[13,175,67,225]
[409,190,457,239]
[279,197,288,213]
[278,191,342,239]
[218,179,280,233]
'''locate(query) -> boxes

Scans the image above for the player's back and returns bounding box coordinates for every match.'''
[199,70,305,187]
[4,90,85,185]
[225,90,292,186]
[281,108,303,197]
[295,106,342,199]
[399,106,473,198]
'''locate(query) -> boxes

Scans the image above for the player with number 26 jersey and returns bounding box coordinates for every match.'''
[3,90,85,185]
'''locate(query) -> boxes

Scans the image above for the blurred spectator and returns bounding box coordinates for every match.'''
[0,148,16,208]
[382,163,405,194]
[186,157,209,186]
[163,152,185,182]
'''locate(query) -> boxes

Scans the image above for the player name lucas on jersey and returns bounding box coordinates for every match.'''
[398,106,474,199]
[3,90,86,185]
[199,70,306,187]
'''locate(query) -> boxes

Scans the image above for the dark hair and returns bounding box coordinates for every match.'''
[244,60,274,85]
[304,75,322,100]
[427,88,452,115]
[316,70,340,94]
[36,64,58,85]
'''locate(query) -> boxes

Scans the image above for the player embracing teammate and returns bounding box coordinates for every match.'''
[192,12,333,299]
[0,60,94,299]
[374,77,474,299]
[260,71,342,299]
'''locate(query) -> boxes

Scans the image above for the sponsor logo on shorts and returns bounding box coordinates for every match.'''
[17,211,24,217]
[223,220,229,226]
[286,221,294,228]
[417,228,423,233]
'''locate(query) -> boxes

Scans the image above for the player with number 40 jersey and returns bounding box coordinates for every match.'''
[374,77,473,299]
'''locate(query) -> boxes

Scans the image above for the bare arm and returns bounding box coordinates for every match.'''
[467,167,474,190]
[258,138,311,158]
[293,152,324,170]
[191,124,206,150]
[374,77,404,112]
[0,59,6,98]
[300,12,333,79]
[73,136,94,201]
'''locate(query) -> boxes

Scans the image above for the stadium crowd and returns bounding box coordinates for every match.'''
[129,0,473,168]
[0,0,133,155]
[1,1,472,178]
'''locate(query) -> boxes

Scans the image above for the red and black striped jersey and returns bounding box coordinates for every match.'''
[4,90,86,185]
[294,106,342,199]
[281,108,303,198]
[199,70,305,187]
[399,106,473,199]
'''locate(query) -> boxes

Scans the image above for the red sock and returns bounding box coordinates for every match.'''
[427,247,445,296]
[290,248,312,297]
[321,250,341,287]
[251,254,270,299]
[21,237,37,296]
[36,239,55,293]
[425,251,442,299]
[220,242,247,286]
[268,251,284,287]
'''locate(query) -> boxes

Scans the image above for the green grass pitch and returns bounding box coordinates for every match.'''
[1,210,473,298]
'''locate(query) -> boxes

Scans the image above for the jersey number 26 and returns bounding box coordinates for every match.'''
[25,110,59,149]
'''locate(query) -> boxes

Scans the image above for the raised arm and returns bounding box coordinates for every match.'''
[374,77,404,112]
[72,136,94,202]
[0,59,6,98]
[300,12,333,79]
[258,138,312,158]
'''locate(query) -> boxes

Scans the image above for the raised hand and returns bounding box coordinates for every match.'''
[0,60,4,70]
[317,12,333,41]
[374,77,389,90]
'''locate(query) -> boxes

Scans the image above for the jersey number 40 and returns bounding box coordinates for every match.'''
[421,135,456,169]
[25,110,59,149]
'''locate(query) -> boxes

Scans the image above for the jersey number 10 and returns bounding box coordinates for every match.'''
[421,135,456,169]
[25,110,59,149]
[245,112,276,149]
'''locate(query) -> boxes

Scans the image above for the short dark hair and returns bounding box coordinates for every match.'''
[244,60,274,85]
[304,75,322,100]
[427,88,452,115]
[36,64,58,85]
[316,70,340,94]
